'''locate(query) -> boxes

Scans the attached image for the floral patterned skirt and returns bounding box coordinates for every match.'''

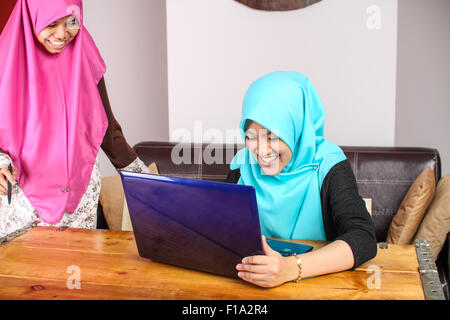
[0,156,149,238]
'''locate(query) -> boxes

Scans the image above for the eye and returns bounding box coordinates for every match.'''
[47,23,57,28]
[269,135,279,142]
[67,17,80,28]
[245,136,256,141]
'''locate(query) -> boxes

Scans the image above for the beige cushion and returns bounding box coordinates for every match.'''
[387,167,436,245]
[98,175,124,231]
[122,199,132,231]
[99,163,159,230]
[363,198,372,216]
[413,173,450,260]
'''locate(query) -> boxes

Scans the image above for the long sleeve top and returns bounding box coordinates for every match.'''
[225,159,378,269]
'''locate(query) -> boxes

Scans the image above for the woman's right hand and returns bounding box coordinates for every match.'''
[0,165,17,196]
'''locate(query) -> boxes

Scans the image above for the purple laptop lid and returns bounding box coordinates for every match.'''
[120,171,264,278]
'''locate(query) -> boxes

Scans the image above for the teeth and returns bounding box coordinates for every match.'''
[50,40,65,46]
[260,155,278,163]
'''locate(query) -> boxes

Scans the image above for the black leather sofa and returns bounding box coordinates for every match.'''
[97,141,449,299]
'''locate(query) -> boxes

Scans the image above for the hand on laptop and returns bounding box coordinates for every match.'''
[236,235,300,288]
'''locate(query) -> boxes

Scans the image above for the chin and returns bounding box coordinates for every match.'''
[260,166,282,176]
[40,44,61,54]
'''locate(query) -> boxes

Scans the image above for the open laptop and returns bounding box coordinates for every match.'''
[120,171,313,278]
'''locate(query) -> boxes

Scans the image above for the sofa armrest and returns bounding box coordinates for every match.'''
[445,232,449,287]
[436,232,450,300]
[96,203,109,230]
[447,232,450,279]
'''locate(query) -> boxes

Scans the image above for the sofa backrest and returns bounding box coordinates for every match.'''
[134,142,441,242]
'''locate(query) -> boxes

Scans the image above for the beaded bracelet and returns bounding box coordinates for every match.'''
[292,253,303,283]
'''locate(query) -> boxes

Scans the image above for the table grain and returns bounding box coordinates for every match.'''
[0,227,425,300]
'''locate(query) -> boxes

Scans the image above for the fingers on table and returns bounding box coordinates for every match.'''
[0,167,15,184]
[0,167,15,196]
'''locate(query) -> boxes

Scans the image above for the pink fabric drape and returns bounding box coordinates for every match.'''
[0,0,108,224]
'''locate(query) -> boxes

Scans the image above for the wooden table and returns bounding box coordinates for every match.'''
[0,226,427,300]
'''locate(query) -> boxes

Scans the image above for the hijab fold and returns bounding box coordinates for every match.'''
[231,71,346,240]
[0,0,108,224]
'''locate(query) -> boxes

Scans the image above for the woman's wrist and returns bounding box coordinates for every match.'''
[285,255,302,283]
[118,157,149,174]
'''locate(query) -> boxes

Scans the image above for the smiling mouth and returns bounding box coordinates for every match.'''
[47,39,67,50]
[258,154,279,167]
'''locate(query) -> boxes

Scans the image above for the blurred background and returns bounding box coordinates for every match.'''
[1,0,449,177]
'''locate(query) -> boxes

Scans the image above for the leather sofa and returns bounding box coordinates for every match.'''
[98,141,449,299]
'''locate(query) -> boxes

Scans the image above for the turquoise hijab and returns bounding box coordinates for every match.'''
[230,71,346,241]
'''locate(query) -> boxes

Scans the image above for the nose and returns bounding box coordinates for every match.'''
[54,24,68,40]
[257,136,272,156]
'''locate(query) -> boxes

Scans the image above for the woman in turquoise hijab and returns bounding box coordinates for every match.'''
[228,71,377,288]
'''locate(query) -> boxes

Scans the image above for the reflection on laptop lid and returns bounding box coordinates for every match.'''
[120,171,312,278]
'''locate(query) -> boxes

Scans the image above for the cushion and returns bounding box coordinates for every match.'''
[387,167,436,245]
[99,175,124,230]
[363,198,372,216]
[413,173,450,260]
[122,199,132,231]
[99,162,159,230]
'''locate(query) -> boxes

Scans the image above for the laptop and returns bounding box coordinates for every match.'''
[120,171,313,278]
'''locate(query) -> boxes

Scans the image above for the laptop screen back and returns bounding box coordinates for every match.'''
[120,172,264,278]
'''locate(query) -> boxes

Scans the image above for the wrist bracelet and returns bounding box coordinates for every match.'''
[292,253,303,283]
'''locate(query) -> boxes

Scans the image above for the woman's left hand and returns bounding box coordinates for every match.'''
[236,235,298,288]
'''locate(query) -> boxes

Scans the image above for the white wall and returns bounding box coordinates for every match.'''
[395,0,450,175]
[84,0,169,177]
[166,0,398,147]
[82,0,448,178]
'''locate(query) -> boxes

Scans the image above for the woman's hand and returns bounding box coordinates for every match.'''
[0,165,17,196]
[236,235,299,288]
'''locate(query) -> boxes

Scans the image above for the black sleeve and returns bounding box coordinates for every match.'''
[225,169,241,184]
[226,163,378,268]
[321,160,378,268]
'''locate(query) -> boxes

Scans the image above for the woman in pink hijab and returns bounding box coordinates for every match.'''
[0,0,151,236]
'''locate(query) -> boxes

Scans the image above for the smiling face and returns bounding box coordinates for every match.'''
[245,121,293,176]
[37,15,80,54]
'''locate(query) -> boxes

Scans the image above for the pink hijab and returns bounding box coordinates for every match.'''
[0,0,108,224]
